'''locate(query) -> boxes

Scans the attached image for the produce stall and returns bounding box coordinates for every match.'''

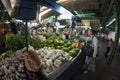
[0,1,85,79]
[44,49,85,80]
[0,34,85,80]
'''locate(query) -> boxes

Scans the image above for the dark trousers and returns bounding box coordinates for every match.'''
[105,47,111,58]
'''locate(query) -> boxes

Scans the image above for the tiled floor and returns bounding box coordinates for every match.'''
[72,40,120,80]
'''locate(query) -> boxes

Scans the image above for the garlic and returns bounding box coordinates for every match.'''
[37,47,73,75]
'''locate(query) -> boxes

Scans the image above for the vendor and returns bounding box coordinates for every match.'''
[62,26,70,39]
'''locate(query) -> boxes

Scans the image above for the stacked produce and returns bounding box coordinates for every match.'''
[29,35,46,50]
[6,34,46,51]
[5,35,82,58]
[0,32,85,80]
[6,35,25,51]
[45,36,80,57]
[0,50,39,80]
[31,35,46,42]
[72,40,85,49]
[36,47,72,76]
[0,50,14,61]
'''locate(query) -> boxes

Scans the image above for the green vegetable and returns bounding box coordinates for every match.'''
[69,50,77,57]
[56,46,61,49]
[68,48,79,57]
[0,50,14,60]
[67,41,71,46]
[59,40,64,45]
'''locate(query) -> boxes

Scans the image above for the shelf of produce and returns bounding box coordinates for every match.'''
[42,49,85,80]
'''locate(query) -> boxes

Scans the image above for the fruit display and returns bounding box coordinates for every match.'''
[0,50,39,80]
[0,33,85,80]
[72,40,85,49]
[36,47,72,76]
[45,36,80,57]
[5,34,83,57]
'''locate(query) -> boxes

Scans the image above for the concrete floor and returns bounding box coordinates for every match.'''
[72,40,120,80]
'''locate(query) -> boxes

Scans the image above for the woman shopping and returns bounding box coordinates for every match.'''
[83,29,98,74]
[62,26,70,39]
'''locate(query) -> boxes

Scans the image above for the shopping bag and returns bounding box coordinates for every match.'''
[84,42,94,57]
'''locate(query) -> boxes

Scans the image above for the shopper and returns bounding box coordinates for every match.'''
[104,38,114,58]
[83,29,98,73]
[62,26,70,39]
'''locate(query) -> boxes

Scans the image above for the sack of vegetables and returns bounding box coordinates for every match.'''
[24,50,42,72]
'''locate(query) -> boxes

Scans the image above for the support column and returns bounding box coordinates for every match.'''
[107,0,120,65]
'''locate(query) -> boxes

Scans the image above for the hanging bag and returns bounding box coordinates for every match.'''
[85,37,94,57]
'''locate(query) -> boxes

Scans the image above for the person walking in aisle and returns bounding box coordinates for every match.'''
[104,38,114,58]
[83,29,98,74]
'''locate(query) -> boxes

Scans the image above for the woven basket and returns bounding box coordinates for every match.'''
[24,50,41,72]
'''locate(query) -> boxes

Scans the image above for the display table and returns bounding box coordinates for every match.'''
[40,49,85,80]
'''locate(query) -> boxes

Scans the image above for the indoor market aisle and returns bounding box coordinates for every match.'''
[72,40,120,80]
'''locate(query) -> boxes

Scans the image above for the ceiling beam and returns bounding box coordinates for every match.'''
[1,0,12,15]
[37,0,74,17]
[60,0,99,11]
[40,0,99,20]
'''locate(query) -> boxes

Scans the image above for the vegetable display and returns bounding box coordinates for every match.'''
[0,33,85,80]
[45,36,81,57]
[36,47,72,76]
[6,35,25,51]
[0,50,14,61]
[0,50,39,80]
[0,47,73,79]
[6,34,46,51]
[5,34,83,57]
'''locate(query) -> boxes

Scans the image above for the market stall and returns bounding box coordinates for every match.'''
[0,33,85,80]
[0,0,87,80]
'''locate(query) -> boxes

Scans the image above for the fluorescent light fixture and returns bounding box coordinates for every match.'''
[100,27,103,29]
[106,18,116,27]
[59,14,72,19]
[56,0,69,3]
[39,9,52,21]
[39,9,52,16]
[58,7,74,17]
